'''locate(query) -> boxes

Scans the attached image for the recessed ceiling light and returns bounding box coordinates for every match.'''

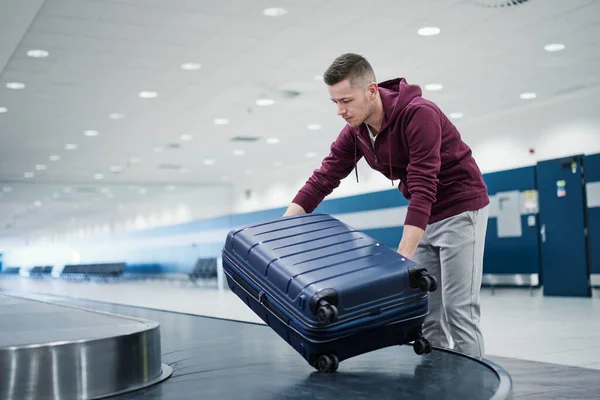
[273,161,283,167]
[65,144,77,150]
[49,155,61,161]
[27,49,49,58]
[139,91,158,99]
[34,201,42,207]
[24,172,34,178]
[266,138,280,144]
[94,173,104,180]
[109,113,125,120]
[110,166,122,173]
[214,118,229,125]
[305,152,317,158]
[204,159,215,165]
[6,82,25,90]
[35,164,47,171]
[307,124,322,130]
[417,27,441,36]
[233,149,245,156]
[84,130,99,137]
[181,62,201,71]
[520,92,537,100]
[425,83,443,91]
[544,43,565,52]
[262,7,287,17]
[449,112,464,119]
[129,157,141,164]
[0,107,7,113]
[180,134,193,141]
[256,98,275,106]
[3,187,12,192]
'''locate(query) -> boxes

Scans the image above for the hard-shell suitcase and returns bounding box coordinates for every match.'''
[221,213,437,372]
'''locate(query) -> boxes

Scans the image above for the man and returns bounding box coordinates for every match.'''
[283,53,490,358]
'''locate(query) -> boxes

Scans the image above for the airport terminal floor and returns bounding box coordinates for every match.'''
[1,277,600,400]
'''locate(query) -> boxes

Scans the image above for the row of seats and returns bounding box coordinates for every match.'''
[61,263,126,279]
[1,258,219,282]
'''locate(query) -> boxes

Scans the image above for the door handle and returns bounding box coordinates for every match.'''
[540,224,546,243]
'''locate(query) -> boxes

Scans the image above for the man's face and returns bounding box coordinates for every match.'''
[328,79,375,127]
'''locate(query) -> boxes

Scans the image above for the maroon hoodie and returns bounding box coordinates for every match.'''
[292,78,489,230]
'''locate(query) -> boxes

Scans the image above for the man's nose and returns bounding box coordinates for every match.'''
[337,104,346,116]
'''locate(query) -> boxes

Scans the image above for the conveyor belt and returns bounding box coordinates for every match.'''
[0,291,512,400]
[0,294,172,400]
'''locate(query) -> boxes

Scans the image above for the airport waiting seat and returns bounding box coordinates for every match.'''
[61,263,126,280]
[189,258,218,283]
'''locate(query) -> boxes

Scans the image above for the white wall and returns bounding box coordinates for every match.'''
[233,86,600,214]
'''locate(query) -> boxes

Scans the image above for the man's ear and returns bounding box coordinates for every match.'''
[368,82,378,98]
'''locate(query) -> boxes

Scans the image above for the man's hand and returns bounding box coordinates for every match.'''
[283,203,306,217]
[397,224,425,260]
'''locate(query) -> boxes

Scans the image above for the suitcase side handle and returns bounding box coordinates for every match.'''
[228,268,291,325]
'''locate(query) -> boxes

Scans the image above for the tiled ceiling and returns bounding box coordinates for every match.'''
[1,0,599,243]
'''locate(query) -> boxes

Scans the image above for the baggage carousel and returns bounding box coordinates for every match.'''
[0,291,513,400]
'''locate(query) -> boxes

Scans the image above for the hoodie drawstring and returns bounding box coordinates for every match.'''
[354,133,359,183]
[389,138,394,186]
[353,130,394,186]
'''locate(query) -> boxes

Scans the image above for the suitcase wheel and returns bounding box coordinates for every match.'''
[316,304,338,325]
[409,266,438,292]
[316,354,339,373]
[418,275,438,292]
[413,338,432,355]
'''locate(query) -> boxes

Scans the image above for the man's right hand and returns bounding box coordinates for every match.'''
[283,203,306,217]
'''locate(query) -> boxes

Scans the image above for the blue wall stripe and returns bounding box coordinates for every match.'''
[361,227,403,249]
[483,166,536,195]
[11,153,600,279]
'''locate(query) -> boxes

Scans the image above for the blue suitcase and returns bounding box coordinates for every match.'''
[221,213,437,372]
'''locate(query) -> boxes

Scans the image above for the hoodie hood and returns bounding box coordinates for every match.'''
[377,77,423,132]
[353,77,423,185]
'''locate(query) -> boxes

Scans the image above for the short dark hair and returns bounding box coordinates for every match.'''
[323,53,376,88]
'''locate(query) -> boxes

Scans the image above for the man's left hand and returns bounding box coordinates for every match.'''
[397,225,425,260]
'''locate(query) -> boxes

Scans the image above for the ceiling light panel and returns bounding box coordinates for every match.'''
[417,27,441,36]
[181,62,201,70]
[6,82,25,90]
[27,49,49,58]
[262,7,288,17]
[139,91,158,99]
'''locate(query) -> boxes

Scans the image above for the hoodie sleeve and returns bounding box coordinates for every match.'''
[292,126,361,213]
[403,105,442,230]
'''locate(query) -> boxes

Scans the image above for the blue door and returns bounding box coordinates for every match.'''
[536,155,591,297]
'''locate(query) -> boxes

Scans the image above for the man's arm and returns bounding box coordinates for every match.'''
[283,202,306,216]
[397,105,442,258]
[285,126,362,215]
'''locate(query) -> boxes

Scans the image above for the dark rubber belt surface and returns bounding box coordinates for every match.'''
[3,292,512,400]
